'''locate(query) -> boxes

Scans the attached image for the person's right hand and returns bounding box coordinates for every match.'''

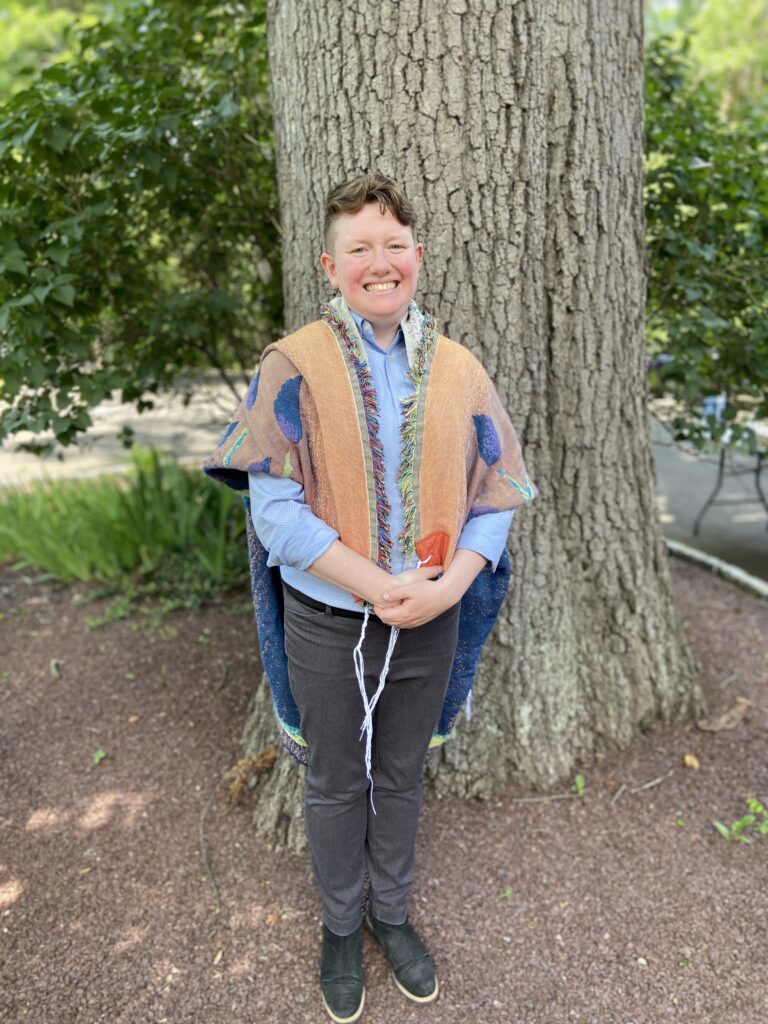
[389,564,443,588]
[371,564,442,611]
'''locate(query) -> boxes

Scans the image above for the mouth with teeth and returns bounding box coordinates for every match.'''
[364,281,398,292]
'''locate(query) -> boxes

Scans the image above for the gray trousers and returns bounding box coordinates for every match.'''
[283,587,461,936]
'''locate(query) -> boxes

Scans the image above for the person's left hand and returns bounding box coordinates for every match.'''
[373,578,456,628]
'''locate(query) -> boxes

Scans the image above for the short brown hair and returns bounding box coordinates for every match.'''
[323,171,416,251]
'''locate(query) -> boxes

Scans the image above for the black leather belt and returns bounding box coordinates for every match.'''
[282,580,372,620]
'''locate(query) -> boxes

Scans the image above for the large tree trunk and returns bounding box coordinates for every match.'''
[244,0,700,847]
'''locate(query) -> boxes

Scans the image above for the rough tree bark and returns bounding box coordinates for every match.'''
[241,0,701,850]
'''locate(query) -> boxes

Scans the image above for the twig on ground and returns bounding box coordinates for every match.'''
[629,769,675,794]
[511,793,577,804]
[199,787,223,913]
[610,783,627,804]
[215,660,229,691]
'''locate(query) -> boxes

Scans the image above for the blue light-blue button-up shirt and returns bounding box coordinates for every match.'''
[248,309,515,611]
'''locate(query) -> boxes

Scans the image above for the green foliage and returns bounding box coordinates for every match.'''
[645,35,768,449]
[0,448,250,610]
[0,2,88,101]
[571,773,586,798]
[0,0,281,454]
[687,0,768,117]
[645,0,768,116]
[713,797,768,843]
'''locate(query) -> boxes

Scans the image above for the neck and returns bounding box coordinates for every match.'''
[373,324,398,349]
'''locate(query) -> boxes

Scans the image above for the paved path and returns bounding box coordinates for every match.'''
[0,378,236,482]
[1,382,766,581]
[651,418,767,582]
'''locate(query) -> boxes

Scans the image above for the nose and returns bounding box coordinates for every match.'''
[369,245,392,274]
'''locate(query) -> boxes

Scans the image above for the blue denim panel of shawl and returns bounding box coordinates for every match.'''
[243,496,309,765]
[434,546,511,740]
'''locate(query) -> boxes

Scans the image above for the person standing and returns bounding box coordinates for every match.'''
[203,171,536,1022]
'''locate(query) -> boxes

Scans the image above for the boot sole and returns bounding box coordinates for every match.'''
[392,972,439,1004]
[321,987,365,1023]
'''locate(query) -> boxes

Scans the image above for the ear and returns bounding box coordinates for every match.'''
[319,251,339,289]
[414,242,425,265]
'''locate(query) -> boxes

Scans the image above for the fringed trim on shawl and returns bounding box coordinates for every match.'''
[397,313,437,563]
[320,301,394,570]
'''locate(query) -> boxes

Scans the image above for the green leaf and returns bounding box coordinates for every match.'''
[51,284,75,307]
[32,284,54,303]
[712,820,732,841]
[2,250,28,276]
[92,748,107,765]
[732,815,756,833]
[46,126,70,153]
[216,92,240,118]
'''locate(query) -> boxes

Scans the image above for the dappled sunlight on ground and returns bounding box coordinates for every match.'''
[76,789,155,831]
[24,807,65,830]
[23,789,160,833]
[107,927,151,958]
[0,875,24,909]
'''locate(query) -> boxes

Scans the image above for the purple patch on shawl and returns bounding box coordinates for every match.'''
[245,371,260,411]
[467,505,497,520]
[216,420,239,448]
[273,375,303,443]
[473,415,501,466]
[247,457,272,474]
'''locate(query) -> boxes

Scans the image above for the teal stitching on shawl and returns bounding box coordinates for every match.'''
[223,427,249,467]
[278,716,308,746]
[397,314,437,563]
[498,466,536,502]
[320,299,392,569]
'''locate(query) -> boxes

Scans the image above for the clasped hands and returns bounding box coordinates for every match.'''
[373,563,454,628]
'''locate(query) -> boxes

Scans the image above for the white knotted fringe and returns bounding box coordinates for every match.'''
[354,607,400,815]
[354,555,432,813]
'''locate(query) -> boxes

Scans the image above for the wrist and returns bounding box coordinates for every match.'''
[436,574,464,607]
[367,566,399,606]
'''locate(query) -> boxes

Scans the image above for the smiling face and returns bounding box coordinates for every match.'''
[320,203,424,338]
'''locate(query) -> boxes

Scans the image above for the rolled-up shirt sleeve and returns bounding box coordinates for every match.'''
[248,471,339,571]
[456,508,515,572]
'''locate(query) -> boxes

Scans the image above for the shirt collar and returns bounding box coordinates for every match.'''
[348,307,406,353]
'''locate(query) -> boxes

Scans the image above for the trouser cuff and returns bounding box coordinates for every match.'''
[368,901,408,926]
[323,912,364,937]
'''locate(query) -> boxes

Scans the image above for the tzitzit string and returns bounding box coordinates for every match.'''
[353,555,432,814]
[353,608,400,815]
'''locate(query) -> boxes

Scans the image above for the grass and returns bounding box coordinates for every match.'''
[0,447,250,619]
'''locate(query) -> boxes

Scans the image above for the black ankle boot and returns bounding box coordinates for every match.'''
[365,913,438,1003]
[320,923,365,1023]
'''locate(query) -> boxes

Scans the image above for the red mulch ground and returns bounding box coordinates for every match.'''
[1,557,766,1024]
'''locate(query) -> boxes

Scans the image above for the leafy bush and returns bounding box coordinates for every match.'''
[0,0,280,454]
[645,35,768,450]
[0,448,249,609]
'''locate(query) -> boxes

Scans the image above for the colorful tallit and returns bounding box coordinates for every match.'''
[203,298,537,764]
